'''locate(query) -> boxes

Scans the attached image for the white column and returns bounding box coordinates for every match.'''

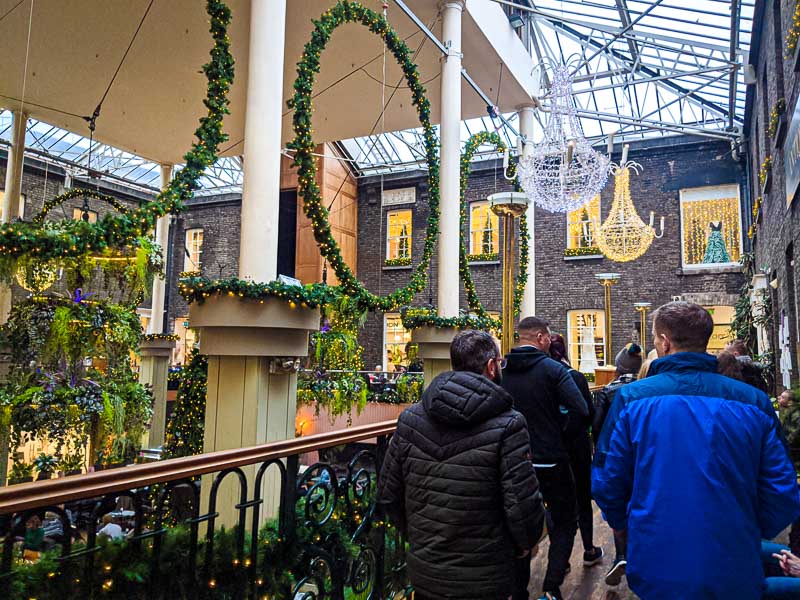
[238,0,286,282]
[148,164,173,334]
[518,105,536,318]
[0,110,28,325]
[437,1,464,317]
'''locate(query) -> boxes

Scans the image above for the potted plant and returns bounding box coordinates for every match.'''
[60,452,84,476]
[33,453,58,480]
[7,460,34,485]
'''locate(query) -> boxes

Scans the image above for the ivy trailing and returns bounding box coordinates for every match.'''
[0,0,234,273]
[287,1,439,312]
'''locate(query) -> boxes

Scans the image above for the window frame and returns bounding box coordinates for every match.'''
[468,200,499,256]
[566,309,607,371]
[386,209,412,261]
[679,184,742,270]
[72,207,98,223]
[184,228,204,272]
[383,313,412,370]
[566,196,600,250]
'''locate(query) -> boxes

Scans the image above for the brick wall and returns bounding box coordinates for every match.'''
[747,0,800,383]
[358,138,745,367]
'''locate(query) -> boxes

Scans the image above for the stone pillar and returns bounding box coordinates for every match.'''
[437,1,464,318]
[0,110,28,324]
[238,0,287,282]
[518,105,536,318]
[139,337,176,449]
[413,327,458,388]
[190,295,318,528]
[148,165,173,335]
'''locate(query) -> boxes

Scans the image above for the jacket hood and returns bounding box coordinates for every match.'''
[503,346,550,373]
[648,351,717,376]
[422,370,513,427]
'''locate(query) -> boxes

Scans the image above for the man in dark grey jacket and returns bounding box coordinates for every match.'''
[502,316,589,600]
[378,329,545,600]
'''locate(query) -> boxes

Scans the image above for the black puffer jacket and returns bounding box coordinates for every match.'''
[377,371,544,599]
[502,346,588,464]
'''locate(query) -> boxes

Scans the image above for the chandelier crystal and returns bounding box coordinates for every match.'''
[596,160,663,262]
[516,64,610,213]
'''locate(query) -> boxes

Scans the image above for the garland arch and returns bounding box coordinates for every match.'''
[33,189,129,225]
[287,1,440,312]
[0,0,234,272]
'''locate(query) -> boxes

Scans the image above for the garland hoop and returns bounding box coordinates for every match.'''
[33,189,129,225]
[287,1,440,312]
[0,0,234,267]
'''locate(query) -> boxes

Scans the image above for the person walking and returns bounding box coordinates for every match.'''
[502,317,589,600]
[592,301,800,600]
[548,334,603,570]
[378,329,545,600]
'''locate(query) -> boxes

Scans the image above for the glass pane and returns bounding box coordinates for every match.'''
[567,196,599,249]
[681,195,740,266]
[385,314,412,367]
[568,310,606,372]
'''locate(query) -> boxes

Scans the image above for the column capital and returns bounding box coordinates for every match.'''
[438,0,465,14]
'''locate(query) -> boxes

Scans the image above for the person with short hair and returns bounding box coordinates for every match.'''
[97,514,124,540]
[378,330,544,600]
[592,301,800,599]
[502,316,588,600]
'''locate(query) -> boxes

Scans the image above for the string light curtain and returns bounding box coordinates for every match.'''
[596,163,656,262]
[681,196,741,266]
[516,64,610,213]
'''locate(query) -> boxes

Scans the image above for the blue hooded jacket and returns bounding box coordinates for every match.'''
[592,352,800,600]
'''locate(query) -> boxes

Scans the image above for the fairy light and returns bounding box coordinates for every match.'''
[516,65,610,213]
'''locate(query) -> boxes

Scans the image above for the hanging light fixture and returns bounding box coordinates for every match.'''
[516,64,610,213]
[595,146,664,262]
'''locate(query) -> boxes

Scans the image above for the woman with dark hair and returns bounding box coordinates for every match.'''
[717,350,744,381]
[549,334,603,568]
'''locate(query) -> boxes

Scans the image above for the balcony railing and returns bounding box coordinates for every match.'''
[0,420,405,599]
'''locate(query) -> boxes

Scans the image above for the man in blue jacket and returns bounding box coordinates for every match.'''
[592,301,800,600]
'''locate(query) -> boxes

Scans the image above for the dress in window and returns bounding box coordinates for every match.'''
[702,221,731,264]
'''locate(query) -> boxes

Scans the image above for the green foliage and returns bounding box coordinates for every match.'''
[730,252,762,352]
[287,0,440,311]
[178,274,340,308]
[163,350,208,459]
[467,252,499,262]
[395,373,423,404]
[400,306,500,333]
[383,257,411,267]
[564,246,602,257]
[8,459,34,483]
[32,453,58,474]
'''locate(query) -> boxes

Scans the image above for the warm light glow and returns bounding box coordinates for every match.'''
[596,166,656,262]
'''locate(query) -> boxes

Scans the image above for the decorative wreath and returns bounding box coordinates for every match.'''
[286,1,440,312]
[32,188,129,225]
[0,0,234,276]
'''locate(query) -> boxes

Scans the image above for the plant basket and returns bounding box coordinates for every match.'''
[762,170,773,196]
[774,113,788,149]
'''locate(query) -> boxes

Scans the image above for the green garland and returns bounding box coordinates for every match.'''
[178,275,340,309]
[467,252,499,262]
[142,333,180,343]
[384,257,412,267]
[287,1,439,312]
[163,349,208,459]
[32,189,130,225]
[564,246,602,257]
[400,306,500,332]
[0,0,234,271]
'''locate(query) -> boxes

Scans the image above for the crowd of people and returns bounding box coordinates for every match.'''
[377,301,800,600]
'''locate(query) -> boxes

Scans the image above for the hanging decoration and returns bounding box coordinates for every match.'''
[287,0,439,312]
[0,0,234,276]
[516,64,610,213]
[595,157,663,263]
[14,259,58,293]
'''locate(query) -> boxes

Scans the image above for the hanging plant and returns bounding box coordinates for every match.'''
[286,1,440,312]
[768,98,787,139]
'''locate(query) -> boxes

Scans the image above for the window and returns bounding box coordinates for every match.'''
[705,305,735,354]
[680,185,742,268]
[173,317,197,366]
[386,210,412,261]
[0,191,25,220]
[567,310,606,374]
[184,228,204,272]
[384,313,412,369]
[566,196,600,250]
[469,201,499,257]
[72,207,97,223]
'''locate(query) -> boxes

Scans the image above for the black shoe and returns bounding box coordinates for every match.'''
[583,546,604,567]
[605,556,627,586]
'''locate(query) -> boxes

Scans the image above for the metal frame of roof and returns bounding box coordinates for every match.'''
[2,1,754,186]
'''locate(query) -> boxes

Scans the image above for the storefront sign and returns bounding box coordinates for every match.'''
[784,93,800,207]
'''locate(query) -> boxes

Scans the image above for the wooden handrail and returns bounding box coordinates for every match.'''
[0,419,398,514]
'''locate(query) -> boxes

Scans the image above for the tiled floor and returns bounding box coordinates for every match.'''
[527,505,638,600]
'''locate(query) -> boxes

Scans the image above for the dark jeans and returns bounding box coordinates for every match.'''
[568,434,594,552]
[762,541,800,599]
[512,461,578,599]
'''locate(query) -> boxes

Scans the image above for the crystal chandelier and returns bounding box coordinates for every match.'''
[516,64,610,213]
[596,152,664,262]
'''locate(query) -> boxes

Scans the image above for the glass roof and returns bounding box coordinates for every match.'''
[2,0,754,186]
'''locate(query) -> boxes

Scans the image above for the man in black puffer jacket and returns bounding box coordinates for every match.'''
[378,329,545,600]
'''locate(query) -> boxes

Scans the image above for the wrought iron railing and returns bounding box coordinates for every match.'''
[0,420,407,599]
